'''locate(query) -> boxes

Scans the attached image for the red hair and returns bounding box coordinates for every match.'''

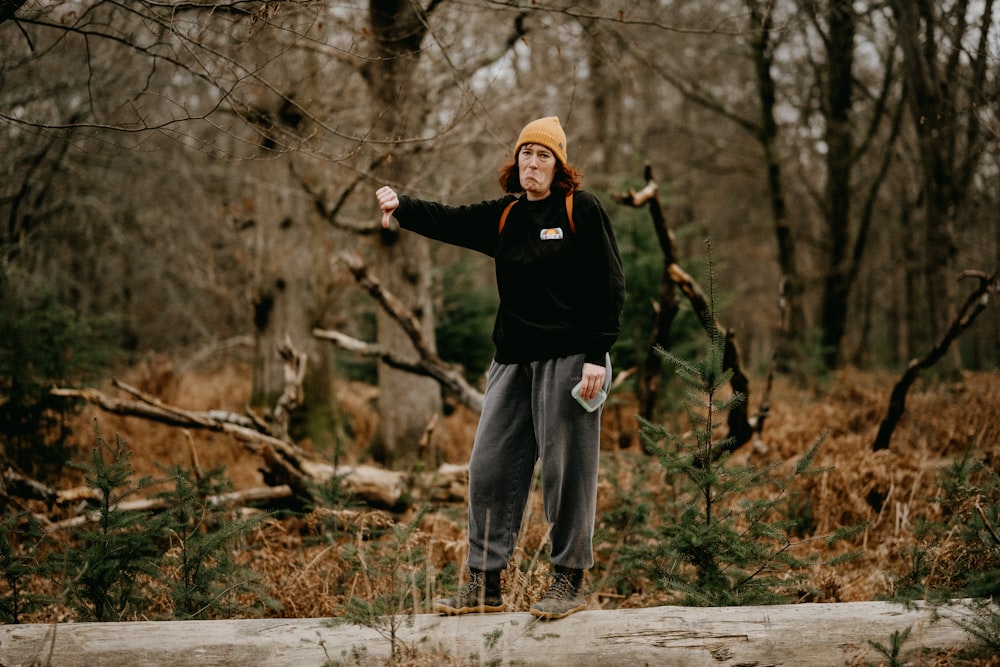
[498,153,583,196]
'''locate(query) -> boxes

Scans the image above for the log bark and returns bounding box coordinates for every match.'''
[52,381,309,459]
[0,601,982,667]
[42,462,468,527]
[44,485,295,530]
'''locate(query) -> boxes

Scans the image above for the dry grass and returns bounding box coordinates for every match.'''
[26,360,1000,628]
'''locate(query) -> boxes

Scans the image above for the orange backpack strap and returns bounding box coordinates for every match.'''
[565,191,574,233]
[498,192,575,234]
[498,199,517,234]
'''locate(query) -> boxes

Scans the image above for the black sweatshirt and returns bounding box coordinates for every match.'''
[394,189,626,366]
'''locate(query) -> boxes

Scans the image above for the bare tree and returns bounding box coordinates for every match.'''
[1,0,534,462]
[358,0,444,465]
[796,1,905,367]
[889,0,998,373]
[744,0,809,369]
[4,0,997,477]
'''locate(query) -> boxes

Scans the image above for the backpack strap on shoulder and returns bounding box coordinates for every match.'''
[498,199,518,234]
[498,192,575,234]
[565,191,574,234]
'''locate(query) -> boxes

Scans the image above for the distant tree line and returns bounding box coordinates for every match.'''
[1,0,997,463]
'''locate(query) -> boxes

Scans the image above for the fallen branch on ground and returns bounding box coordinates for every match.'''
[47,384,470,511]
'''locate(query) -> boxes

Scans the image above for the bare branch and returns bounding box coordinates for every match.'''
[613,167,753,451]
[50,384,326,472]
[873,269,999,451]
[0,0,29,26]
[314,253,485,413]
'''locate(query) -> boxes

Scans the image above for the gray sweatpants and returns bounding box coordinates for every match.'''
[465,352,610,572]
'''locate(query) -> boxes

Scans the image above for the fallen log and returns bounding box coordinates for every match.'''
[42,461,469,529]
[43,485,296,530]
[42,462,469,527]
[49,383,327,478]
[47,383,469,510]
[0,601,982,667]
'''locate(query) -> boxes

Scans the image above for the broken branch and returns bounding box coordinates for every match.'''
[315,253,485,412]
[873,269,998,451]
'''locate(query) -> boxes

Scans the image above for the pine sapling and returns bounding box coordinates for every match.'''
[0,511,51,623]
[156,464,276,619]
[625,241,860,606]
[62,423,164,621]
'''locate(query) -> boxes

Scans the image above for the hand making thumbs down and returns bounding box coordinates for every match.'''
[376,186,399,229]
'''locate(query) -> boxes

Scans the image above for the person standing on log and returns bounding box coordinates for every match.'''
[375,116,625,620]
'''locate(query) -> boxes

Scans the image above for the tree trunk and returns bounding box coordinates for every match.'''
[583,4,625,183]
[817,2,856,368]
[362,0,442,466]
[246,156,334,446]
[0,600,981,666]
[889,0,996,373]
[746,0,807,370]
[242,37,336,448]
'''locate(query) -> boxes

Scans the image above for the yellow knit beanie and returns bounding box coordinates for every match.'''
[515,116,567,164]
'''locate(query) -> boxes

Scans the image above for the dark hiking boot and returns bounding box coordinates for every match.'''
[530,566,585,620]
[433,569,504,615]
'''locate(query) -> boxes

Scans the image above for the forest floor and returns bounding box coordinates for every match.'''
[26,358,1000,626]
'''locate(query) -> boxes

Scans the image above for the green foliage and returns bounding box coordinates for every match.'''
[890,442,1000,602]
[626,429,835,604]
[0,267,120,481]
[0,511,51,623]
[623,241,858,606]
[613,203,665,368]
[953,598,1000,655]
[63,425,164,621]
[303,471,352,516]
[611,200,724,428]
[435,256,498,384]
[611,196,714,421]
[866,626,911,667]
[155,464,276,619]
[54,426,282,621]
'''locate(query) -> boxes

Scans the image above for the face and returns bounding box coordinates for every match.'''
[518,143,557,200]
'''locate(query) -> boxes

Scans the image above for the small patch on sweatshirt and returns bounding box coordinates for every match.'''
[540,227,564,240]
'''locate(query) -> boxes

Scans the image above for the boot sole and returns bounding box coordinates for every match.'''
[529,601,586,620]
[434,602,505,615]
